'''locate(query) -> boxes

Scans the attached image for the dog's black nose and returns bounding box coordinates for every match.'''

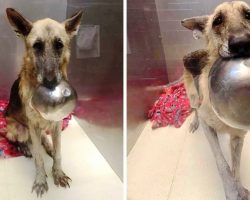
[228,34,250,55]
[42,77,57,89]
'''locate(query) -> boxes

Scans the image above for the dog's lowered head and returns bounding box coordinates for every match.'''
[6,8,83,89]
[182,1,250,58]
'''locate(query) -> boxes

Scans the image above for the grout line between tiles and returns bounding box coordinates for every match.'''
[4,160,10,200]
[71,117,123,183]
[165,120,190,200]
[128,120,151,156]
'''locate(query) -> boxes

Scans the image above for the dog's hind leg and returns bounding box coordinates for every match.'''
[51,122,71,188]
[9,140,32,158]
[6,117,29,142]
[200,119,249,200]
[5,117,32,157]
[230,134,246,183]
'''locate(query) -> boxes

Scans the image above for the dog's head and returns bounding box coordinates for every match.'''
[6,8,83,88]
[182,1,250,58]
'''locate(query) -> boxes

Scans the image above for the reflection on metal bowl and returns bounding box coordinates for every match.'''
[209,57,250,130]
[31,80,77,121]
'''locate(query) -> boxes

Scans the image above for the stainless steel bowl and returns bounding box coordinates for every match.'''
[31,80,77,121]
[209,57,250,130]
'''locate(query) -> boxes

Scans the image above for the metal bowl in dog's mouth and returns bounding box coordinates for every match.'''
[209,57,250,130]
[31,80,77,121]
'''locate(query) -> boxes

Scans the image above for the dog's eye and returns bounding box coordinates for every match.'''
[33,41,44,51]
[244,10,250,20]
[54,39,64,50]
[213,15,223,27]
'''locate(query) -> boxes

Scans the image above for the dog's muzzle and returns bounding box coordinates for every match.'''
[42,69,62,89]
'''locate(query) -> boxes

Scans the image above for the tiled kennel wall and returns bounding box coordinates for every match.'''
[155,0,205,82]
[127,0,168,152]
[66,0,123,179]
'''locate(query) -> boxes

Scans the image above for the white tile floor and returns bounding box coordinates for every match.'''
[75,118,123,180]
[128,113,250,200]
[0,118,123,200]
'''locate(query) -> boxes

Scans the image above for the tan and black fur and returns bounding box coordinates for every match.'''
[182,1,250,200]
[183,49,208,133]
[4,8,83,197]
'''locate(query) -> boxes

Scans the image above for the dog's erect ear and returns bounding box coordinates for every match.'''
[64,10,83,36]
[6,8,32,37]
[181,15,209,40]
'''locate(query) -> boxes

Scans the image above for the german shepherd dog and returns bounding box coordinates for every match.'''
[182,1,250,200]
[5,8,83,197]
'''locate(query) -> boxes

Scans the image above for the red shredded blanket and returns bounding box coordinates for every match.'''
[148,82,192,129]
[0,100,71,158]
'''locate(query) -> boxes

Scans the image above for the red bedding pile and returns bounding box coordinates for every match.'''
[148,82,191,129]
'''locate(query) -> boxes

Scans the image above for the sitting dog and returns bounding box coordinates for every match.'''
[5,8,83,197]
[182,1,250,200]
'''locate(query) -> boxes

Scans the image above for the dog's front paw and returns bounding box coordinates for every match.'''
[189,120,199,133]
[52,168,71,188]
[32,174,48,197]
[237,186,250,200]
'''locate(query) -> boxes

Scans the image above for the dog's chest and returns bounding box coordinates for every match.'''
[25,102,55,130]
[21,81,57,130]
